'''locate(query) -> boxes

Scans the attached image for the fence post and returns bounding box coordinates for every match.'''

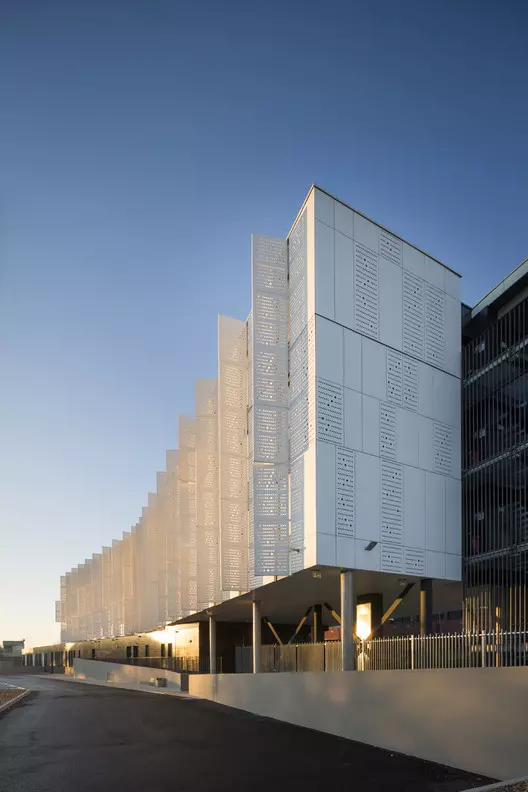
[410,634,414,670]
[481,631,486,668]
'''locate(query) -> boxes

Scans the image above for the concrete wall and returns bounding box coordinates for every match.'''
[189,668,528,780]
[73,658,185,691]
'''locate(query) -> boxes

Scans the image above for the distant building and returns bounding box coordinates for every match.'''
[0,639,25,656]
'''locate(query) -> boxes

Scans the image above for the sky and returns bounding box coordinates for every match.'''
[1,0,528,648]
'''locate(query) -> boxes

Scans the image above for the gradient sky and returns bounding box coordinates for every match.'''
[1,1,527,648]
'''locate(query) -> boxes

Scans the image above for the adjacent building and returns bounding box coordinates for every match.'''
[462,259,528,632]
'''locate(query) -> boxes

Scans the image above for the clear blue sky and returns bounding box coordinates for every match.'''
[1,0,527,648]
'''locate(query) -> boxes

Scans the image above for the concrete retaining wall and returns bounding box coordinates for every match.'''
[189,668,528,780]
[73,658,186,691]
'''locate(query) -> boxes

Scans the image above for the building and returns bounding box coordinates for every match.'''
[462,258,528,632]
[51,186,462,667]
[0,639,25,656]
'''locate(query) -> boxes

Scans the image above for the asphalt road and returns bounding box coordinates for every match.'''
[0,675,491,792]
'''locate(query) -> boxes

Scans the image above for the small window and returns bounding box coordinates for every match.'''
[161,643,166,658]
[91,648,96,660]
[167,643,173,658]
[145,645,150,657]
[126,646,132,658]
[133,645,139,658]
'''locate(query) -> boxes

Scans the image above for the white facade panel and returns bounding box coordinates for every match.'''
[362,395,380,456]
[355,452,381,542]
[343,328,362,391]
[314,220,335,320]
[334,201,354,239]
[379,257,403,351]
[335,230,354,329]
[316,440,336,536]
[316,315,343,384]
[403,465,426,550]
[362,337,387,402]
[344,387,362,451]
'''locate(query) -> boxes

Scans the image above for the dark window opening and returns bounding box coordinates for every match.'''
[145,645,150,657]
[133,645,139,658]
[91,648,96,659]
[167,643,173,658]
[126,646,132,658]
[161,643,166,658]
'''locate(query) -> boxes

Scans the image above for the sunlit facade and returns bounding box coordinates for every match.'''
[57,186,462,642]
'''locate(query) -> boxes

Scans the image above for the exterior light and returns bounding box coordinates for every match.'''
[356,603,372,640]
[312,569,322,580]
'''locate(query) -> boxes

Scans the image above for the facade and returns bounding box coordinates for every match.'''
[462,260,528,631]
[56,186,462,644]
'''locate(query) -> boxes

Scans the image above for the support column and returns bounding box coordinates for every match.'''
[420,578,433,636]
[341,570,355,671]
[209,615,216,674]
[313,604,324,643]
[252,600,261,673]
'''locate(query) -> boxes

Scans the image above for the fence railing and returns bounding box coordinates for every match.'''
[235,631,528,673]
[100,655,222,674]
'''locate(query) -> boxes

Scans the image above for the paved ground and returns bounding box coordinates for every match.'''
[0,675,493,792]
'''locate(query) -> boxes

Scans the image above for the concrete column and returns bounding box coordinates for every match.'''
[252,600,261,673]
[313,604,324,643]
[341,570,355,671]
[209,615,216,674]
[420,578,433,636]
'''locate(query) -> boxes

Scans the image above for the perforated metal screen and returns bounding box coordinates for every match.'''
[218,315,249,592]
[251,235,289,576]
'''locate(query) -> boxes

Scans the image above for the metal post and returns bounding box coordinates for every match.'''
[420,579,433,636]
[410,634,415,670]
[481,631,486,668]
[341,570,355,671]
[209,615,216,675]
[252,600,261,673]
[313,604,324,643]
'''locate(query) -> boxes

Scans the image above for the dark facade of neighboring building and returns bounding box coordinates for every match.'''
[462,259,528,632]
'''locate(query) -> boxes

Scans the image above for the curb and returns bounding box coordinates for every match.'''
[0,688,30,714]
[37,673,192,698]
[462,777,528,791]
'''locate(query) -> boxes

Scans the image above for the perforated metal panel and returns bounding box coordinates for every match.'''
[252,235,289,577]
[290,456,304,573]
[425,284,445,367]
[434,420,454,476]
[178,415,198,616]
[403,271,424,360]
[165,450,181,622]
[354,242,379,340]
[337,448,355,537]
[218,315,249,593]
[380,229,402,266]
[387,350,403,406]
[381,542,404,573]
[380,403,397,458]
[381,460,403,543]
[402,356,419,412]
[404,547,425,575]
[289,210,307,346]
[316,378,343,445]
[195,379,220,611]
[252,465,289,575]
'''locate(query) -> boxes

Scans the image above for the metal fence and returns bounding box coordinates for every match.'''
[101,655,223,674]
[236,631,528,673]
